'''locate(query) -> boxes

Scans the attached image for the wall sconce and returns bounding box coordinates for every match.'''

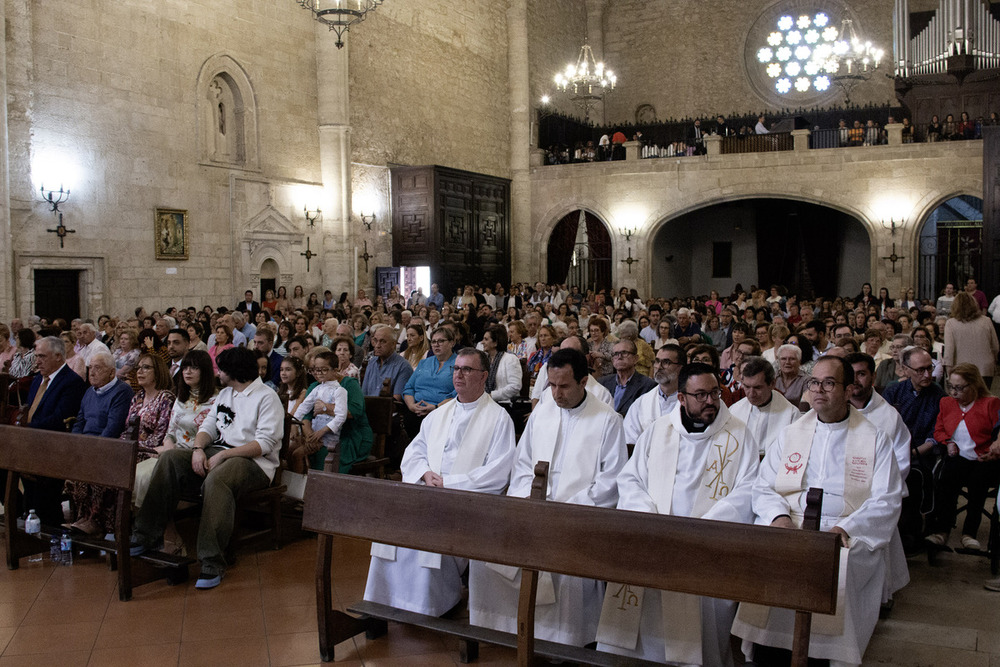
[40,184,75,248]
[358,211,376,232]
[304,206,322,227]
[619,226,637,243]
[619,226,640,274]
[880,218,904,237]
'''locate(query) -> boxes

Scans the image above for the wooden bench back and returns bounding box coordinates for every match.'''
[302,472,840,614]
[0,424,137,489]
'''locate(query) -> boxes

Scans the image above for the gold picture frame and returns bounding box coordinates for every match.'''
[155,208,189,260]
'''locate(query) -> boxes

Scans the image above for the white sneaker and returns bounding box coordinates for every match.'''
[961,535,982,550]
[985,578,1000,592]
[924,533,947,546]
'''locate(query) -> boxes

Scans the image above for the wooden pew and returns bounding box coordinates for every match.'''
[0,424,193,600]
[303,467,841,666]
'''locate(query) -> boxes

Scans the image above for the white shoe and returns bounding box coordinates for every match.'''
[985,578,1000,592]
[924,533,947,546]
[961,535,982,550]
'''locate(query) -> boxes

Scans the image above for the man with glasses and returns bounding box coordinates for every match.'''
[361,323,413,402]
[730,356,799,458]
[599,339,656,417]
[597,362,759,664]
[365,349,515,617]
[470,348,626,648]
[733,356,903,666]
[882,346,946,554]
[874,334,912,394]
[623,344,685,446]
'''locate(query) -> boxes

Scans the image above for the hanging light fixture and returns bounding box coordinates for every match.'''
[297,0,383,49]
[808,17,884,103]
[553,42,617,122]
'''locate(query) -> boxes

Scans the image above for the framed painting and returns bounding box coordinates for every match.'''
[155,208,189,260]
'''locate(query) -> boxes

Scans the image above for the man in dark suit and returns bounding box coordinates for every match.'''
[599,339,656,417]
[23,336,88,524]
[235,290,261,318]
[253,328,283,385]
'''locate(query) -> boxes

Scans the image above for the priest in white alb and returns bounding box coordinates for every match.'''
[622,343,685,446]
[596,362,760,665]
[469,347,627,646]
[364,348,516,616]
[732,356,903,667]
[846,352,911,603]
[728,356,801,458]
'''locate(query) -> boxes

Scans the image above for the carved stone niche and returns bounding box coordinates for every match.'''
[240,205,303,291]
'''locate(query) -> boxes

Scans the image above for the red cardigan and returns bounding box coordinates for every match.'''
[933,395,1000,457]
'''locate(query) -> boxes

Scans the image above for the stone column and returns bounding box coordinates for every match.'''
[983,126,999,297]
[791,129,811,151]
[704,135,722,156]
[586,0,605,60]
[0,0,12,321]
[885,122,903,146]
[508,0,532,283]
[315,25,355,294]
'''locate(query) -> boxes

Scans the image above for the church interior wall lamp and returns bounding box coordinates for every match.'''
[297,0,384,49]
[304,206,322,228]
[619,226,639,274]
[358,211,376,232]
[40,184,75,249]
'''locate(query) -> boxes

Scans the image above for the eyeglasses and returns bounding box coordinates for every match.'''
[136,364,155,372]
[947,382,970,394]
[805,378,842,392]
[682,389,722,402]
[904,364,933,376]
[453,366,485,376]
[310,366,332,375]
[611,351,634,359]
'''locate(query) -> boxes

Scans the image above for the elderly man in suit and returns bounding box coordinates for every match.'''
[21,336,88,524]
[599,339,656,417]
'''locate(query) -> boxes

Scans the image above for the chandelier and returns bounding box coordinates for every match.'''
[297,0,384,49]
[553,43,617,122]
[809,17,884,103]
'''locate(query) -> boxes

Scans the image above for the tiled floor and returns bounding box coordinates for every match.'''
[0,528,997,666]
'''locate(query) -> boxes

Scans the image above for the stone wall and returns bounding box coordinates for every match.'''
[7,0,322,318]
[527,0,589,123]
[527,139,983,299]
[348,0,511,179]
[600,0,897,125]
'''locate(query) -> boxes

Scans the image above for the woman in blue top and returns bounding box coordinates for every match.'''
[402,325,457,436]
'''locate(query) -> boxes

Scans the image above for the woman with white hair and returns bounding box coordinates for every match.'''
[774,343,809,410]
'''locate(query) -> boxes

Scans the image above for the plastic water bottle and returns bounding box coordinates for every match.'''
[25,511,42,562]
[60,532,73,566]
[49,536,61,564]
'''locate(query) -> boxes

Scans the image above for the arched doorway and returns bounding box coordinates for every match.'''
[917,195,984,301]
[546,210,612,293]
[260,258,279,303]
[651,199,870,298]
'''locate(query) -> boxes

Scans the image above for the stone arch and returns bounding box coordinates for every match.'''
[911,191,984,300]
[196,54,259,169]
[535,201,618,283]
[646,195,873,298]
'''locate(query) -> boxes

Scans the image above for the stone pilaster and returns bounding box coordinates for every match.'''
[0,0,12,321]
[508,0,532,282]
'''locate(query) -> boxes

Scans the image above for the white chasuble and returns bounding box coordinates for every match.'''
[732,406,903,666]
[623,385,678,445]
[364,394,515,616]
[597,402,760,665]
[729,390,801,457]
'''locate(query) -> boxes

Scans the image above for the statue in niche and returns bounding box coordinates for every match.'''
[208,77,231,161]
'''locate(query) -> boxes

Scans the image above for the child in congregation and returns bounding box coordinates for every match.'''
[293,350,348,472]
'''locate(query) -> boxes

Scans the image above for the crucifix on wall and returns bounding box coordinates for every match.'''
[359,240,374,273]
[300,237,317,271]
[881,242,906,273]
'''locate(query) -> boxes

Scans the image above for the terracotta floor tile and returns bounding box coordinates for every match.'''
[266,630,323,666]
[181,607,265,642]
[178,636,269,667]
[87,643,181,667]
[259,582,314,608]
[3,621,101,655]
[0,602,33,629]
[21,595,110,627]
[263,604,315,636]
[94,611,184,649]
[361,651,458,666]
[0,650,91,666]
[0,628,15,655]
